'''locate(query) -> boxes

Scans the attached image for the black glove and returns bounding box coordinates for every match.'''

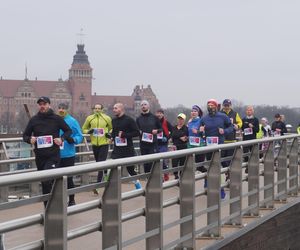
[105,133,112,139]
[88,129,94,134]
[66,137,75,144]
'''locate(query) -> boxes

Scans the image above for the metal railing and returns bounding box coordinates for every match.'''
[0,134,299,249]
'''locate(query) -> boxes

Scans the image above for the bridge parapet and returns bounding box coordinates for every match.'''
[0,134,299,249]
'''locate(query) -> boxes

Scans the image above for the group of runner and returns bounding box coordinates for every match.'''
[23,96,289,205]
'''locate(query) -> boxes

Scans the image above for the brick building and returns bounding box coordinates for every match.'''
[0,43,160,133]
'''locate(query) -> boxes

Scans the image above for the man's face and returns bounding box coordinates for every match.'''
[246,107,254,116]
[93,105,102,113]
[141,103,149,113]
[58,107,67,117]
[156,111,164,120]
[223,104,231,112]
[38,102,50,113]
[113,104,122,117]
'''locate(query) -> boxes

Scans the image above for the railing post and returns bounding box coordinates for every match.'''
[228,146,243,225]
[0,143,9,203]
[205,150,221,237]
[179,154,195,248]
[0,234,4,250]
[145,160,163,250]
[262,142,275,208]
[277,140,287,201]
[288,138,298,196]
[102,166,122,249]
[44,176,68,250]
[247,144,259,216]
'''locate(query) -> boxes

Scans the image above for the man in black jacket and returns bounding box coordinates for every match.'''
[136,100,162,173]
[23,96,72,206]
[111,103,142,189]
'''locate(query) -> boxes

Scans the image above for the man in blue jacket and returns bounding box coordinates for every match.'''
[57,103,83,206]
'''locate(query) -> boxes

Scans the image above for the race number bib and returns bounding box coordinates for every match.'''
[189,136,201,146]
[157,131,163,140]
[206,136,219,146]
[244,128,253,135]
[60,141,64,150]
[93,128,105,137]
[115,137,127,146]
[142,132,153,143]
[37,135,53,149]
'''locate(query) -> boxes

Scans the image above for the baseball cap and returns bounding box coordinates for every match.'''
[177,113,186,120]
[223,99,232,106]
[37,96,50,104]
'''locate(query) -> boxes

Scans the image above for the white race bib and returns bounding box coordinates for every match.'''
[244,128,253,135]
[37,135,53,149]
[206,136,219,146]
[93,128,105,137]
[189,136,200,146]
[60,141,64,150]
[157,131,163,139]
[142,132,153,143]
[115,137,127,146]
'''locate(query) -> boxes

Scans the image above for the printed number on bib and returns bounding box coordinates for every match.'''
[115,137,127,146]
[157,131,163,140]
[142,132,153,143]
[37,135,53,149]
[244,128,253,135]
[93,128,105,137]
[189,136,200,146]
[206,137,219,146]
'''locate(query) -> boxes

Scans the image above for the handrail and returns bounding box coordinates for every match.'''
[0,134,299,249]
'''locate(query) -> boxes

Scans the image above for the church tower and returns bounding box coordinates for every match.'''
[69,44,93,124]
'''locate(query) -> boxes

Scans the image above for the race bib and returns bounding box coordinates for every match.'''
[206,136,219,146]
[115,137,127,146]
[60,141,64,150]
[189,136,201,146]
[157,131,163,139]
[93,128,105,137]
[244,128,253,135]
[142,132,153,143]
[37,135,53,149]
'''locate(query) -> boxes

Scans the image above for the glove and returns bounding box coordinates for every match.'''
[105,133,112,139]
[88,129,94,134]
[66,137,75,144]
[162,137,168,143]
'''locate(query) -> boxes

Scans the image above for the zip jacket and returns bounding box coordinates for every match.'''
[60,114,83,158]
[82,112,112,146]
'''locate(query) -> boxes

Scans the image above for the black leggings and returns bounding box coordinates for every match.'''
[92,145,109,182]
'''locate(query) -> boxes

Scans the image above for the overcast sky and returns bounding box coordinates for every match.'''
[1,1,300,108]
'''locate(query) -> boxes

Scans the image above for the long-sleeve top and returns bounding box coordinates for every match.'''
[271,121,287,135]
[157,117,173,146]
[60,114,83,158]
[82,112,112,146]
[242,116,260,141]
[187,117,205,147]
[23,109,72,158]
[171,125,188,150]
[136,112,162,148]
[111,114,140,154]
[200,112,234,144]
